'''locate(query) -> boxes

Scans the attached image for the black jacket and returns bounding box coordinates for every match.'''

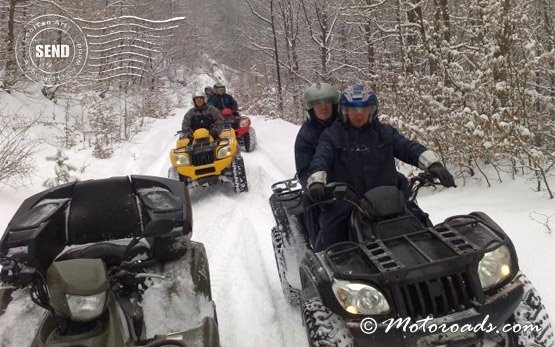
[308,119,427,195]
[295,110,338,190]
[208,93,238,113]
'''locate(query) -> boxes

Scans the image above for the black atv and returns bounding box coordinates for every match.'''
[0,175,220,347]
[269,173,554,347]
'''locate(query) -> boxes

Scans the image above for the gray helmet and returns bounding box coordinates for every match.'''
[192,91,205,99]
[304,83,339,110]
[213,82,225,89]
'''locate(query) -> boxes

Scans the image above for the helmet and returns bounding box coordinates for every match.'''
[192,91,205,99]
[221,108,234,117]
[204,86,213,94]
[303,83,339,110]
[213,82,225,89]
[339,84,378,122]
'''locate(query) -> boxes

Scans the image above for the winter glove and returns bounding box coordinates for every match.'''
[210,128,220,140]
[307,171,328,202]
[427,162,456,188]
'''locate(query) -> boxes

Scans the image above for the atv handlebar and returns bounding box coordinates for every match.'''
[311,172,441,209]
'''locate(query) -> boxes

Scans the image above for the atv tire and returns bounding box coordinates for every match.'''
[187,241,212,299]
[302,297,354,347]
[232,156,248,193]
[242,128,257,152]
[508,273,555,347]
[271,226,301,305]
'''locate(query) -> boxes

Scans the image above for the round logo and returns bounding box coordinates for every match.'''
[15,14,88,86]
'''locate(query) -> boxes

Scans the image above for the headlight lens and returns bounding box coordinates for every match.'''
[216,145,231,158]
[66,292,107,321]
[239,118,250,128]
[478,245,512,290]
[175,153,190,166]
[332,280,389,315]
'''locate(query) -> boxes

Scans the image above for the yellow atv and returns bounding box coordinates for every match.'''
[168,127,248,193]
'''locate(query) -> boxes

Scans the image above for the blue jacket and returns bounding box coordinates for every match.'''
[308,119,427,195]
[295,110,338,190]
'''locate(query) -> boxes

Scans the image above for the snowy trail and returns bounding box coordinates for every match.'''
[130,114,308,346]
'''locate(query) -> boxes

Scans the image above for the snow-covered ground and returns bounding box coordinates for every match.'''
[0,110,554,346]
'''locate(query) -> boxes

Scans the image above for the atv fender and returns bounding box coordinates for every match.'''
[187,241,212,300]
[299,253,335,309]
[174,316,220,347]
[469,211,505,235]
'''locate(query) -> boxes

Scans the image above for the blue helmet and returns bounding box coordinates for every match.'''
[339,84,379,122]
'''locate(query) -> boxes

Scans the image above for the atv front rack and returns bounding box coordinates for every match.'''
[323,214,518,318]
[325,215,490,281]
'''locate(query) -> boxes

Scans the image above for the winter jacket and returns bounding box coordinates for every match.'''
[208,93,238,113]
[308,119,427,196]
[295,110,338,190]
[181,104,224,138]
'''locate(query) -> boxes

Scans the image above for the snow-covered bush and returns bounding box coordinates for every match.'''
[42,149,79,188]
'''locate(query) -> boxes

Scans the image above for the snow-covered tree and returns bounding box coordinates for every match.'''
[43,149,79,188]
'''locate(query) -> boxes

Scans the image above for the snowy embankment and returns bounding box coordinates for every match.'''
[0,110,554,346]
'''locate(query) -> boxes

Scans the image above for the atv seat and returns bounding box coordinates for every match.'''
[356,186,426,241]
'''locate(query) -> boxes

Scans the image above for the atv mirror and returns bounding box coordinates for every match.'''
[144,219,176,238]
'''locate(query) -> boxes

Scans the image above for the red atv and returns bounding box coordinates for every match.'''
[221,108,257,152]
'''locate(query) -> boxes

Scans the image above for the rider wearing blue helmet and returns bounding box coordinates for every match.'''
[306,84,455,251]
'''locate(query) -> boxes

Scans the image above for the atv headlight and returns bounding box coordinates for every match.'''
[478,245,512,290]
[174,153,190,166]
[216,145,231,159]
[332,280,389,315]
[239,118,250,128]
[66,292,107,322]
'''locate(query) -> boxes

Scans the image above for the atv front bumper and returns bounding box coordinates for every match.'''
[347,280,524,347]
[177,156,233,181]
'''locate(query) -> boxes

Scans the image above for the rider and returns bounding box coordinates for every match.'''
[204,86,214,99]
[208,82,239,115]
[295,82,340,190]
[181,91,223,141]
[306,84,455,251]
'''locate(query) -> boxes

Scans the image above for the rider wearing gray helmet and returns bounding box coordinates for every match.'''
[294,83,340,190]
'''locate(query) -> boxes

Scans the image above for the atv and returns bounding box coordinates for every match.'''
[0,176,220,347]
[168,125,248,193]
[269,173,554,347]
[221,107,257,152]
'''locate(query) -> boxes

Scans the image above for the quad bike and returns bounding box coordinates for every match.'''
[269,173,554,347]
[168,126,248,193]
[0,176,220,347]
[221,108,257,153]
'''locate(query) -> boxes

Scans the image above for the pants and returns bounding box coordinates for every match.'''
[313,201,352,252]
[312,172,411,252]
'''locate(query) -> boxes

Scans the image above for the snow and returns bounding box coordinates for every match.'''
[142,259,215,338]
[0,106,554,346]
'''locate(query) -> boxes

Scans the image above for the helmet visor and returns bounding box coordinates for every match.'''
[308,96,338,109]
[345,105,376,115]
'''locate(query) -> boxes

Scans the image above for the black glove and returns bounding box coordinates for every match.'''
[428,162,456,187]
[308,182,328,202]
[210,128,220,140]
